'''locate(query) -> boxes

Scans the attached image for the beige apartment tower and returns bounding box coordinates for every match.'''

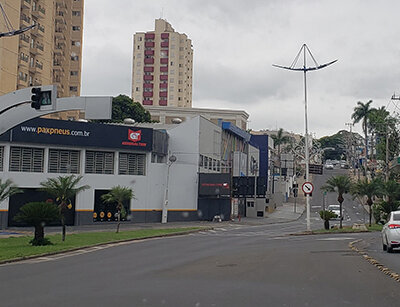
[132,19,193,108]
[0,0,84,119]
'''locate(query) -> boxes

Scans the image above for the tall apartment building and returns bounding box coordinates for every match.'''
[0,0,84,120]
[132,19,193,108]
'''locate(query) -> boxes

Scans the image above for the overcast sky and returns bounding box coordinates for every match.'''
[81,0,400,138]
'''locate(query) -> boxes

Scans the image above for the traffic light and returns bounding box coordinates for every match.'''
[31,87,52,109]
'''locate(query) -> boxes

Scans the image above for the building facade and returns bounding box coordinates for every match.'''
[0,116,264,227]
[0,0,84,120]
[132,19,193,108]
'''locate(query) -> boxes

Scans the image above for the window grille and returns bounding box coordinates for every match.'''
[0,146,3,171]
[48,149,80,174]
[85,151,114,174]
[9,146,44,172]
[119,153,146,175]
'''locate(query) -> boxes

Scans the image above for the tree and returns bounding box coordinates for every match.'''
[40,175,89,241]
[0,179,21,203]
[14,202,60,246]
[108,95,152,123]
[375,180,400,222]
[271,128,292,175]
[351,100,373,172]
[351,178,383,226]
[321,175,352,228]
[101,186,134,233]
[319,210,338,230]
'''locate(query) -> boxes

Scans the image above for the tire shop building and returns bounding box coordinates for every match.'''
[0,115,262,228]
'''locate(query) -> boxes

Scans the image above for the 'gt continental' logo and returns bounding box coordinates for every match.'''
[128,129,141,142]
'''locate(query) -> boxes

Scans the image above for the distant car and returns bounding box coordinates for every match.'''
[382,210,400,253]
[327,204,342,220]
[340,162,349,169]
[325,163,334,170]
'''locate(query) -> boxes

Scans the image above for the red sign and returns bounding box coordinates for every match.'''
[122,129,147,147]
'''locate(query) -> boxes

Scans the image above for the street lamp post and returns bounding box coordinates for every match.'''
[162,154,177,224]
[273,44,337,231]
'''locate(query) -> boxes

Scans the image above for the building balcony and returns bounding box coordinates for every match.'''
[19,34,30,46]
[160,83,168,88]
[160,75,168,81]
[143,83,153,88]
[160,66,168,72]
[144,66,154,72]
[28,65,36,73]
[145,42,155,48]
[22,0,31,9]
[143,92,153,97]
[143,75,153,81]
[144,58,154,64]
[159,99,168,106]
[145,33,155,40]
[160,58,168,65]
[144,50,154,56]
[143,100,153,105]
[159,92,168,97]
[160,42,169,48]
[161,33,169,39]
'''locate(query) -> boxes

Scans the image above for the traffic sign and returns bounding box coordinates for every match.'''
[302,182,314,194]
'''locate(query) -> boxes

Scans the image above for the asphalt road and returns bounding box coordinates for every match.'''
[1,221,400,307]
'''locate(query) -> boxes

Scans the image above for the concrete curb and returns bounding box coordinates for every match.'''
[0,227,212,266]
[349,239,400,283]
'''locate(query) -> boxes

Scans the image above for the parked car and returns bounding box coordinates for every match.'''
[325,163,334,170]
[340,162,349,169]
[382,210,400,253]
[327,204,341,220]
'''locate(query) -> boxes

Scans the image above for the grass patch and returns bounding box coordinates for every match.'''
[0,227,201,262]
[367,224,383,232]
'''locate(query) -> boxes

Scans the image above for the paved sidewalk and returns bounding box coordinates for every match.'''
[0,202,306,238]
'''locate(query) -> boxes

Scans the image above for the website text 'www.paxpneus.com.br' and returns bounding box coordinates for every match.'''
[20,126,91,137]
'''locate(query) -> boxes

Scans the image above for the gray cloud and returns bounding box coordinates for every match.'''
[81,0,400,138]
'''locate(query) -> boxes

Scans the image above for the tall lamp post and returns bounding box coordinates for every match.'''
[273,44,337,231]
[162,154,177,224]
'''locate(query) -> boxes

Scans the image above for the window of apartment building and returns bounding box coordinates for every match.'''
[71,41,81,47]
[170,78,174,83]
[178,88,182,92]
[135,87,139,91]
[72,26,81,31]
[171,44,175,49]
[69,86,78,92]
[169,86,174,91]
[199,154,204,167]
[0,146,3,171]
[71,55,79,61]
[9,146,44,173]
[170,70,174,75]
[72,11,81,16]
[169,95,174,100]
[178,97,181,101]
[70,71,78,76]
[48,149,80,174]
[139,37,142,41]
[85,151,114,174]
[119,153,146,175]
[170,61,174,66]
[137,45,140,50]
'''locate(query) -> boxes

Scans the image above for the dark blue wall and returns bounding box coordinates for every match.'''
[250,135,269,187]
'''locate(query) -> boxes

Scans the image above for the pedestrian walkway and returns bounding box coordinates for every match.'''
[0,202,306,238]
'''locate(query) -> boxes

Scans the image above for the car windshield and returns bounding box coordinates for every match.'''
[328,206,339,210]
[393,213,400,221]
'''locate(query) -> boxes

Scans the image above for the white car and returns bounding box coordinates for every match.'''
[327,204,342,220]
[382,210,400,253]
[325,163,334,170]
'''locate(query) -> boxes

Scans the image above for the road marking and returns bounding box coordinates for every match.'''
[317,237,355,241]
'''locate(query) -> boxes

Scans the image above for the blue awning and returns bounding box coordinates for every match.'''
[221,122,251,142]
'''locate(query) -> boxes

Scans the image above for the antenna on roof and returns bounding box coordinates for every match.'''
[160,7,164,19]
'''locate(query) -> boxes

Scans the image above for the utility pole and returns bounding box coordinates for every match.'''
[273,44,337,232]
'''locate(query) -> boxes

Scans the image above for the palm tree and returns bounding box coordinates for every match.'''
[101,186,134,233]
[351,178,383,226]
[351,100,373,173]
[40,175,89,241]
[0,179,21,203]
[376,180,400,221]
[321,175,352,228]
[271,128,292,175]
[14,202,60,246]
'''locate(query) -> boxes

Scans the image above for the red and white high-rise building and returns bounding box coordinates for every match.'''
[131,19,193,108]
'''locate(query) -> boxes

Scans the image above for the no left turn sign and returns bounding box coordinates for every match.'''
[302,182,314,194]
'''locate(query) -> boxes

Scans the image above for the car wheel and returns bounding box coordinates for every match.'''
[383,243,387,251]
[387,245,393,253]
